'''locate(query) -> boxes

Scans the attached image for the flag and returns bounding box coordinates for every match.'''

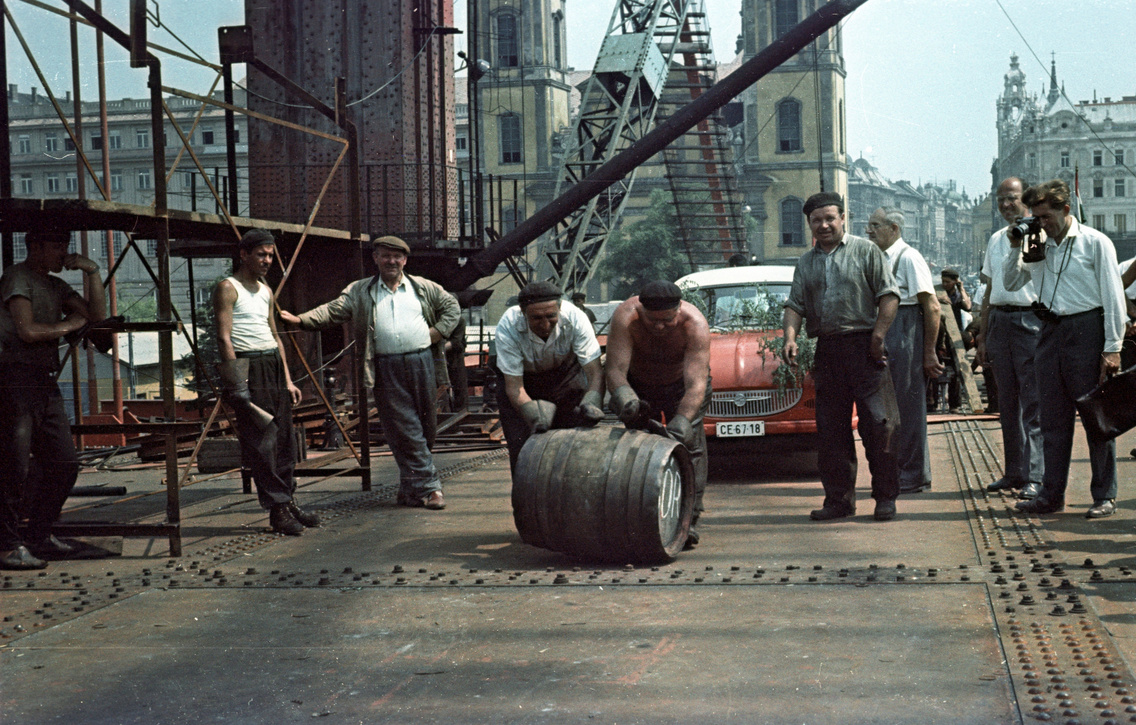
[1074,166,1086,223]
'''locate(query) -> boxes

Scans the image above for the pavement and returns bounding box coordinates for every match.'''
[1,421,1135,724]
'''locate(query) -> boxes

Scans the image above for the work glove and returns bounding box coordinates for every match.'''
[610,385,642,426]
[520,400,557,434]
[576,390,605,426]
[665,414,696,450]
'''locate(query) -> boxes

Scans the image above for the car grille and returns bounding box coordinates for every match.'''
[708,389,803,418]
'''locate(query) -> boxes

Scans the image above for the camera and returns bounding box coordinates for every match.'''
[1009,216,1046,262]
[1031,300,1059,324]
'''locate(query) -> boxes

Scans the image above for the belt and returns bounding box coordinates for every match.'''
[235,348,278,359]
[375,347,430,359]
[1049,307,1103,321]
[994,305,1034,313]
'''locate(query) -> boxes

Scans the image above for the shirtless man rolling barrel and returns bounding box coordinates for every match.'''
[605,280,711,548]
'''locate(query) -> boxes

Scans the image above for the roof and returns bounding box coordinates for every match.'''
[676,264,796,289]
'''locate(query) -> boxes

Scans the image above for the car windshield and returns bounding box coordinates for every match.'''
[697,283,792,330]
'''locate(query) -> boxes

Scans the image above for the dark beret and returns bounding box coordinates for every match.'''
[638,280,682,311]
[238,228,275,251]
[373,235,411,254]
[517,281,562,307]
[941,268,960,280]
[802,192,844,217]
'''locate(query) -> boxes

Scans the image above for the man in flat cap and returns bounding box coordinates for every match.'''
[494,281,605,473]
[280,235,460,510]
[606,280,711,546]
[214,229,319,536]
[0,229,105,569]
[783,192,902,522]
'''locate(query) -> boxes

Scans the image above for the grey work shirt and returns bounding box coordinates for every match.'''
[0,262,80,371]
[784,233,899,338]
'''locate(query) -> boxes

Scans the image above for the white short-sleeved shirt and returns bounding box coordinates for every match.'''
[883,238,935,306]
[982,227,1037,306]
[495,301,601,377]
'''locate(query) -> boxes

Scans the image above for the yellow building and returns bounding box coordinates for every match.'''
[464,0,573,321]
[736,0,848,261]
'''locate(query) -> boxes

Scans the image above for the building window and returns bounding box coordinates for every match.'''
[455,134,468,152]
[233,128,241,144]
[46,174,60,193]
[17,135,31,154]
[496,13,519,68]
[44,132,59,153]
[1116,178,1126,197]
[147,239,159,256]
[111,171,123,192]
[113,231,126,257]
[182,171,195,189]
[195,286,212,306]
[201,127,215,145]
[1093,178,1104,198]
[136,128,150,148]
[502,206,518,234]
[774,0,798,39]
[1093,214,1106,230]
[779,198,804,246]
[137,169,152,190]
[108,131,122,150]
[66,173,77,193]
[1093,149,1103,166]
[777,98,802,153]
[1115,149,1125,166]
[13,233,26,259]
[1115,215,1128,235]
[91,133,103,151]
[19,174,33,194]
[499,114,522,164]
[1028,152,1037,167]
[1060,150,1070,168]
[552,14,563,68]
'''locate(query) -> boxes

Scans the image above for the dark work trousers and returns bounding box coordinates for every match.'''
[498,356,590,474]
[986,307,1044,487]
[813,331,900,511]
[885,305,931,491]
[374,348,441,498]
[233,350,296,510]
[0,364,80,548]
[627,373,712,523]
[1034,309,1117,504]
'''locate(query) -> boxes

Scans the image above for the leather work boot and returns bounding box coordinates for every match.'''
[27,535,77,560]
[270,504,304,536]
[288,501,320,528]
[0,545,48,570]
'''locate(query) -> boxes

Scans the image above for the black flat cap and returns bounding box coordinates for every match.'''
[517,281,562,307]
[802,192,844,217]
[238,228,275,251]
[638,280,682,311]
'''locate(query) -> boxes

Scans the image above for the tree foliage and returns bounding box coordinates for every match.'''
[596,189,691,299]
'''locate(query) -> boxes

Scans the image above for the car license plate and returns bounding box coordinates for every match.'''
[716,421,765,437]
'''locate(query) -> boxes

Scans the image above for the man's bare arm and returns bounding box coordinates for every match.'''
[8,296,86,343]
[213,280,238,363]
[675,314,711,421]
[917,291,945,377]
[604,302,635,393]
[781,307,804,364]
[870,294,899,362]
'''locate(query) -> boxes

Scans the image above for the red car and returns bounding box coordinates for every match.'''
[677,266,818,452]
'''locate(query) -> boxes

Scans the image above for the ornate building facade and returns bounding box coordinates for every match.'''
[993,53,1136,261]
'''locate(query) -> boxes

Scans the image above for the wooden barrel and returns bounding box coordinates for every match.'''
[512,426,694,564]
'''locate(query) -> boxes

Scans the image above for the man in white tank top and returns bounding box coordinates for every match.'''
[214,229,319,536]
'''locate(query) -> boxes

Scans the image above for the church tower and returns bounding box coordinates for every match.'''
[468,0,573,239]
[735,0,848,261]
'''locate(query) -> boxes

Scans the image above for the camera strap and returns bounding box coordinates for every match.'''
[1038,233,1076,312]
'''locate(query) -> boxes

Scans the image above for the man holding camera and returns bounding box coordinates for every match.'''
[975,177,1044,499]
[1004,179,1127,518]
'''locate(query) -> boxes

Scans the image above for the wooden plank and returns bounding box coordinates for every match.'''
[935,289,983,414]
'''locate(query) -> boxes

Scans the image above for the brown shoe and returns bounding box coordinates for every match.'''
[270,504,304,536]
[0,545,48,570]
[423,491,446,510]
[288,501,320,528]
